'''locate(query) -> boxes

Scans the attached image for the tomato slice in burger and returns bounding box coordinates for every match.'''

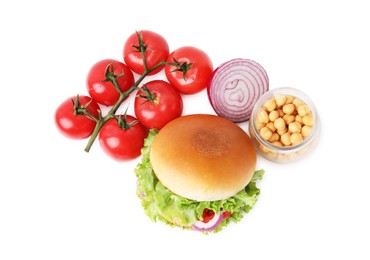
[201,209,215,223]
[222,211,232,219]
[201,209,232,223]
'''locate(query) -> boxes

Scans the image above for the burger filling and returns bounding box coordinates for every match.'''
[135,129,264,233]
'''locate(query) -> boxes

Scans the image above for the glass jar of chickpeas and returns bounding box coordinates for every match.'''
[249,87,320,163]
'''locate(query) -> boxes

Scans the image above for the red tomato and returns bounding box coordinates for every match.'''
[55,95,100,139]
[222,211,232,219]
[134,80,183,130]
[123,30,169,75]
[165,46,213,94]
[87,59,134,106]
[99,115,147,161]
[201,209,215,223]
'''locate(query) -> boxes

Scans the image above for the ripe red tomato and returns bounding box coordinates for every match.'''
[201,209,215,223]
[98,115,147,161]
[165,46,213,94]
[123,30,169,75]
[55,95,100,139]
[134,80,183,130]
[87,59,134,106]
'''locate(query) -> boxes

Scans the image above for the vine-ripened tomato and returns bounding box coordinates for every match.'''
[87,59,134,106]
[98,115,147,161]
[165,46,213,94]
[55,95,100,139]
[134,80,183,130]
[123,30,169,75]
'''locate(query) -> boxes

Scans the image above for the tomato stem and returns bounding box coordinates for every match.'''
[73,94,99,122]
[137,84,156,104]
[84,31,166,153]
[103,63,125,95]
[83,60,166,153]
[168,57,193,81]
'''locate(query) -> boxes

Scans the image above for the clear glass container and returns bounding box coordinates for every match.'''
[249,87,320,163]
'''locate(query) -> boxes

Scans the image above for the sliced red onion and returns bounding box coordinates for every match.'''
[207,58,269,122]
[192,213,224,232]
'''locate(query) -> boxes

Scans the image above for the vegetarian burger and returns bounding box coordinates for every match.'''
[135,114,264,233]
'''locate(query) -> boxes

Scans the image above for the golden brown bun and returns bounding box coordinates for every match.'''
[150,114,256,201]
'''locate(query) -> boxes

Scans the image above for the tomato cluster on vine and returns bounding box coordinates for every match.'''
[54,30,214,161]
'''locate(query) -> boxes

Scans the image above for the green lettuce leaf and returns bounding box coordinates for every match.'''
[134,129,264,233]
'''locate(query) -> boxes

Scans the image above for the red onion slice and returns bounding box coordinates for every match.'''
[192,213,224,232]
[207,58,269,122]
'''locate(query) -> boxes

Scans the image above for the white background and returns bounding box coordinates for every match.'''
[1,0,369,259]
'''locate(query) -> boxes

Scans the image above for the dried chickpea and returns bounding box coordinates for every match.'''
[290,133,303,145]
[277,108,284,117]
[269,133,280,142]
[288,121,302,133]
[274,117,286,131]
[281,132,292,146]
[293,98,304,108]
[255,92,316,156]
[277,127,287,135]
[283,114,295,125]
[263,98,277,112]
[301,125,312,138]
[297,104,310,116]
[286,95,294,104]
[259,144,273,154]
[266,122,276,132]
[260,127,273,140]
[275,95,287,107]
[302,113,313,126]
[295,115,303,124]
[269,110,279,122]
[258,110,269,124]
[272,141,283,147]
[255,120,265,131]
[282,103,295,115]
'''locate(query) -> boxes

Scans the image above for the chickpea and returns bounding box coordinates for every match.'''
[288,121,302,133]
[302,125,312,138]
[260,127,273,140]
[281,132,292,146]
[269,133,280,142]
[258,110,269,124]
[293,98,304,108]
[266,122,276,132]
[263,98,277,112]
[283,114,295,125]
[286,95,294,104]
[290,133,303,145]
[282,103,295,115]
[255,120,265,131]
[297,104,310,116]
[302,113,313,126]
[295,115,303,124]
[269,110,279,122]
[255,92,316,155]
[277,108,284,117]
[272,141,283,147]
[277,127,288,135]
[275,95,287,107]
[259,144,273,154]
[274,117,286,131]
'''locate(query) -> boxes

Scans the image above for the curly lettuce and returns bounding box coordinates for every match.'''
[134,129,264,233]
